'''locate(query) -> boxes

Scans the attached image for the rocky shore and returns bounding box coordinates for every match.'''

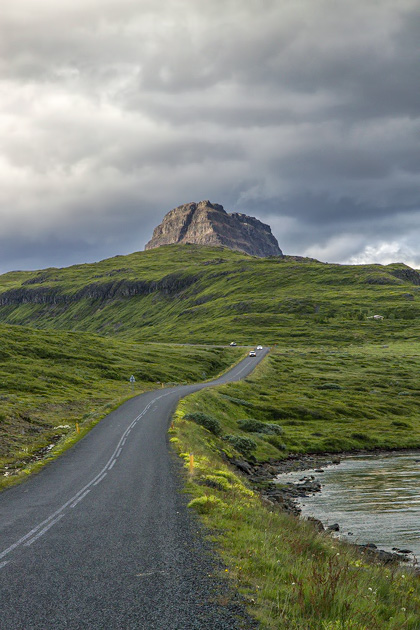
[231,451,418,568]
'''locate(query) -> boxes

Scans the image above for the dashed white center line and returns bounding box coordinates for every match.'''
[70,489,91,508]
[0,389,174,564]
[24,514,65,547]
[93,472,107,487]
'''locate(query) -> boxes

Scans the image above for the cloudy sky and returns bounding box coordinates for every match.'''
[1,0,419,273]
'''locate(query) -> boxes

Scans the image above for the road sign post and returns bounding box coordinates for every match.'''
[129,375,135,392]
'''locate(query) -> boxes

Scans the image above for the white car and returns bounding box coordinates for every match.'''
[229,341,237,346]
[256,345,263,350]
[249,350,256,357]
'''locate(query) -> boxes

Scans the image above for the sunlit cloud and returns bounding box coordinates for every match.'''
[347,242,420,269]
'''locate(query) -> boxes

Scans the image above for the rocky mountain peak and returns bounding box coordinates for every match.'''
[145,200,282,257]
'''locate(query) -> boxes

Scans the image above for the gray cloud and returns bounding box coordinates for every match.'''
[0,0,419,273]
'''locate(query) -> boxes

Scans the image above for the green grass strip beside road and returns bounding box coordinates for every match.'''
[172,345,420,629]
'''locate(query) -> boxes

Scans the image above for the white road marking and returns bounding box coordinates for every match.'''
[70,489,91,507]
[232,359,255,378]
[116,448,122,458]
[0,561,9,570]
[24,514,65,547]
[93,473,107,487]
[0,390,173,560]
[0,358,263,560]
[1,358,266,558]
[136,569,167,577]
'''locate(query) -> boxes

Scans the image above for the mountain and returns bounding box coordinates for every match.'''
[145,200,282,257]
[0,245,419,345]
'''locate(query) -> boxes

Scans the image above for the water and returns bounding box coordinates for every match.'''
[275,452,420,558]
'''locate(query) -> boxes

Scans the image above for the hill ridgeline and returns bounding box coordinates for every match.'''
[0,245,419,344]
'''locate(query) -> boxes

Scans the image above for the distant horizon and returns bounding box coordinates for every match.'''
[2,241,419,276]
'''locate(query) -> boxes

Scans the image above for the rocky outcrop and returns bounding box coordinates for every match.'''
[389,267,420,285]
[0,273,198,307]
[145,200,282,258]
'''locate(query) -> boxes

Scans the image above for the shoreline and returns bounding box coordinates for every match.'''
[231,447,420,569]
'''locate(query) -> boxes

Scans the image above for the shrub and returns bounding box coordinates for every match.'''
[237,418,283,435]
[200,474,232,492]
[237,418,263,432]
[184,412,222,436]
[224,435,257,457]
[187,495,226,514]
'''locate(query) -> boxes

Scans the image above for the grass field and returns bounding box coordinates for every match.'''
[193,342,420,457]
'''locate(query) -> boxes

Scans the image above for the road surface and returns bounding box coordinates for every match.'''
[0,349,268,629]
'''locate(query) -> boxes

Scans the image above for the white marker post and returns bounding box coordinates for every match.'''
[129,375,135,392]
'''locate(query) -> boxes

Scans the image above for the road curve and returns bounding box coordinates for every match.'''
[0,349,268,629]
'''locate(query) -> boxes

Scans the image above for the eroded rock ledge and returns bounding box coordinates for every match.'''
[145,200,283,258]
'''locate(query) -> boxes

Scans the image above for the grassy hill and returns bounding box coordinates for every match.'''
[0,244,420,345]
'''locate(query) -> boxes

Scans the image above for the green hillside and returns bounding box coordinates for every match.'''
[0,244,419,344]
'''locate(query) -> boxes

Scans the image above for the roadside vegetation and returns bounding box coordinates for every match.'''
[0,323,242,488]
[171,344,420,628]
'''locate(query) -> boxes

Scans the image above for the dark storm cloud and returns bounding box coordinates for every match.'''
[0,0,419,273]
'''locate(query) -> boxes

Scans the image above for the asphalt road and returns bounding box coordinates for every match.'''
[0,349,269,629]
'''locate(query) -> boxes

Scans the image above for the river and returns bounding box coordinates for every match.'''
[275,452,420,558]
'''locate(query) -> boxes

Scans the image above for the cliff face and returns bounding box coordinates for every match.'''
[0,273,197,308]
[145,200,283,257]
